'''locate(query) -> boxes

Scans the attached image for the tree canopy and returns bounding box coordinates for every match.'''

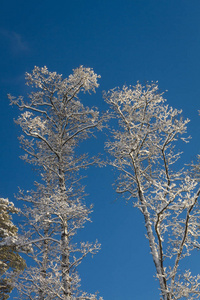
[105,82,200,300]
[8,66,106,300]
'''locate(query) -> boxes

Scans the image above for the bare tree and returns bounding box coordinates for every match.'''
[105,82,200,300]
[8,66,105,300]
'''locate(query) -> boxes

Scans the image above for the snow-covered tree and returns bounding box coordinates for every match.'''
[8,66,105,300]
[105,82,200,300]
[190,110,200,183]
[0,198,26,300]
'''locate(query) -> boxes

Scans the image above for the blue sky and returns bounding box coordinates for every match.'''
[1,1,200,299]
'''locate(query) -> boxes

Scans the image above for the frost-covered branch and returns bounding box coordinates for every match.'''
[10,66,104,300]
[105,82,200,300]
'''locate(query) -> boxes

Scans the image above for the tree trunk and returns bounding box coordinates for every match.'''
[39,225,49,300]
[61,221,71,300]
[59,160,71,300]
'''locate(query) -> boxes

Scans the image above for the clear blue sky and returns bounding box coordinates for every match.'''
[1,1,200,299]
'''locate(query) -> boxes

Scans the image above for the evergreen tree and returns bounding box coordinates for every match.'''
[0,198,26,300]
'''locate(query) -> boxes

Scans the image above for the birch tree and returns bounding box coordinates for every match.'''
[8,66,104,300]
[105,82,200,300]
